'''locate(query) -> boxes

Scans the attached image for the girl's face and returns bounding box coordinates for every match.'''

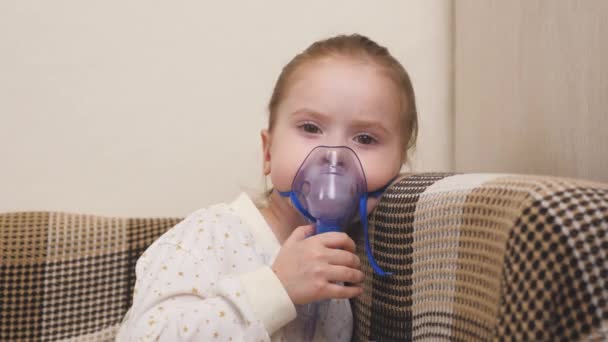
[262,56,404,196]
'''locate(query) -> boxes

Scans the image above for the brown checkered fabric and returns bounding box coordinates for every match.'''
[351,173,608,341]
[0,212,181,341]
[3,173,607,341]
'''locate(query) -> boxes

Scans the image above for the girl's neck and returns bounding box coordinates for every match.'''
[259,190,308,244]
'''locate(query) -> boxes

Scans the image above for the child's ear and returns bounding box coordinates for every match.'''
[260,129,271,176]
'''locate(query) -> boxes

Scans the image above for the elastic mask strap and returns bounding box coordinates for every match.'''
[360,194,391,276]
[279,190,316,223]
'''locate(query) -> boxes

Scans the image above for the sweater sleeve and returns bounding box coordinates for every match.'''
[116,207,296,341]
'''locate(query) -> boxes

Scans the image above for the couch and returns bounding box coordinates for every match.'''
[1,173,607,341]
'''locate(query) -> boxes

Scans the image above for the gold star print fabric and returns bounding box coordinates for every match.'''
[116,193,352,341]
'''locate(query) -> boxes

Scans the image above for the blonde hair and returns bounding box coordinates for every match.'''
[268,33,418,158]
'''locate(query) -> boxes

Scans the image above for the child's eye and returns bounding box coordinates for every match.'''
[354,134,377,145]
[299,122,322,134]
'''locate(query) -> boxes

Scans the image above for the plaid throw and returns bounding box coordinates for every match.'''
[352,173,608,341]
[0,212,181,341]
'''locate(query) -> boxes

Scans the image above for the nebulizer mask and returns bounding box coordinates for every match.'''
[278,145,392,276]
[278,146,392,340]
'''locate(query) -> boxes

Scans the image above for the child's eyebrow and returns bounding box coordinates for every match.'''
[290,108,391,134]
[290,108,327,120]
[350,119,391,135]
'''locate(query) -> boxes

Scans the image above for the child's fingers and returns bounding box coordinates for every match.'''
[315,232,356,253]
[284,225,315,245]
[323,282,363,299]
[326,265,365,284]
[326,249,361,269]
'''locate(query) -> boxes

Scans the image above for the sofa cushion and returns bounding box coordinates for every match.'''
[0,212,181,341]
[351,173,608,341]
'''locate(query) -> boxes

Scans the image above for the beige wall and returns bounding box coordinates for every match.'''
[454,0,608,182]
[0,1,453,216]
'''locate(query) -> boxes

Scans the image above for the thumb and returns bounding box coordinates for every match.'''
[284,225,315,245]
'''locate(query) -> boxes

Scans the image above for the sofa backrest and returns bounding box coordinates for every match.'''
[0,212,181,341]
[351,173,608,341]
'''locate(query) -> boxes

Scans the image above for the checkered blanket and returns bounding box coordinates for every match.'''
[351,173,608,341]
[2,173,607,341]
[0,212,181,341]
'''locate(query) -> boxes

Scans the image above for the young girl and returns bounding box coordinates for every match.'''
[117,33,418,341]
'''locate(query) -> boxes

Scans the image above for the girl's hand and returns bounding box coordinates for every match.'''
[271,225,365,305]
